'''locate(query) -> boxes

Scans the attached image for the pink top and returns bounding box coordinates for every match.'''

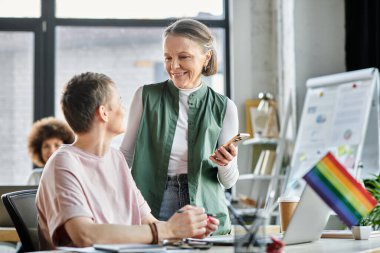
[36,145,151,249]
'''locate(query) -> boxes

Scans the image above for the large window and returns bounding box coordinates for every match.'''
[0,0,230,184]
[56,0,223,19]
[0,0,41,17]
[0,32,34,184]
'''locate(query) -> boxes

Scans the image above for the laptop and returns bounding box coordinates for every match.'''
[0,185,38,227]
[169,185,330,247]
[281,184,331,245]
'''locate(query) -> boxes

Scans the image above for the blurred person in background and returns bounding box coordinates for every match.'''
[27,117,75,184]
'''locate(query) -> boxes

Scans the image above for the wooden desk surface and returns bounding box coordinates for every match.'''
[0,227,19,242]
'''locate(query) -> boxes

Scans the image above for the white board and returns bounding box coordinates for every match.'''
[285,68,380,196]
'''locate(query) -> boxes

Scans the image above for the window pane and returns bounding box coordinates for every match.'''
[0,0,40,17]
[0,32,34,184]
[56,26,225,147]
[56,0,223,19]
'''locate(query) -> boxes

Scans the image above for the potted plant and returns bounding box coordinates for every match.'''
[351,175,380,239]
[362,175,380,229]
[351,218,372,240]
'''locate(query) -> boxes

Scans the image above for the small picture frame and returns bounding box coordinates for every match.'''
[245,99,279,138]
[245,99,261,137]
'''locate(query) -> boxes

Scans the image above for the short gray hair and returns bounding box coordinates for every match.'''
[164,18,217,76]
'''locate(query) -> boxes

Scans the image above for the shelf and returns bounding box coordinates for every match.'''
[243,137,278,145]
[238,174,285,180]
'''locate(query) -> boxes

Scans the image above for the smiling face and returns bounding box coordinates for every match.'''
[163,35,211,89]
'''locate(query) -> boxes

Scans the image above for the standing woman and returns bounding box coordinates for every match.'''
[120,19,239,235]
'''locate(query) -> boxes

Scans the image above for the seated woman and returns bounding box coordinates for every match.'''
[36,72,218,249]
[27,117,75,184]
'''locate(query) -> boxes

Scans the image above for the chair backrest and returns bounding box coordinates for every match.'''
[1,189,38,252]
[0,186,38,227]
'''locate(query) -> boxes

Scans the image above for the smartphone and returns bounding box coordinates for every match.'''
[211,133,251,157]
[222,133,250,148]
[211,133,250,157]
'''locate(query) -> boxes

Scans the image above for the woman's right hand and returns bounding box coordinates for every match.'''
[166,205,208,239]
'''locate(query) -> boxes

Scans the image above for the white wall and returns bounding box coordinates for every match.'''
[231,0,345,194]
[294,0,346,125]
[231,0,278,175]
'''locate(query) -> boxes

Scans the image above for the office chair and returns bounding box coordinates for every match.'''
[1,190,39,252]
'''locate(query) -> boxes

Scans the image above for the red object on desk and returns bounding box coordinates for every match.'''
[267,236,285,253]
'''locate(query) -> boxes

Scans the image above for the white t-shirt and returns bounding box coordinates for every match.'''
[36,145,151,249]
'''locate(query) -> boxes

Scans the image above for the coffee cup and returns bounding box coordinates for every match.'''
[278,196,300,233]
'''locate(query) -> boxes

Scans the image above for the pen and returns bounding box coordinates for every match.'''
[206,212,216,218]
[176,209,216,218]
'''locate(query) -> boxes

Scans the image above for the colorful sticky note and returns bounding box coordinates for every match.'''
[299,153,307,162]
[337,145,346,157]
[303,152,377,227]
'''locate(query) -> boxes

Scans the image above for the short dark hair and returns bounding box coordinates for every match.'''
[61,72,114,134]
[28,117,75,167]
[164,18,217,76]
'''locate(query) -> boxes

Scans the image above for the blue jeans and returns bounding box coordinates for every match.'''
[158,174,189,221]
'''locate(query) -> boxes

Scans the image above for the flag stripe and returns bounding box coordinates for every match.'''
[320,156,375,211]
[316,162,372,216]
[325,153,378,206]
[304,169,359,226]
[302,152,378,227]
[311,167,362,220]
[304,168,361,225]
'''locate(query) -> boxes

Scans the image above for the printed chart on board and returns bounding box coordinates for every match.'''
[285,68,379,197]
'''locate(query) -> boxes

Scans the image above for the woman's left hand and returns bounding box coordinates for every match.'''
[209,144,237,167]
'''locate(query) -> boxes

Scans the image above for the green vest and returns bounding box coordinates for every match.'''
[132,80,231,235]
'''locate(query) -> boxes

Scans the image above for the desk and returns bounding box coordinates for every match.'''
[0,227,19,242]
[201,237,380,253]
[29,237,380,253]
[284,238,380,253]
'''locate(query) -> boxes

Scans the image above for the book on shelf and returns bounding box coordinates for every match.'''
[253,150,266,174]
[259,150,276,175]
[253,150,276,176]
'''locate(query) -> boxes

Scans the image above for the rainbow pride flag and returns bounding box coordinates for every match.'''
[303,152,377,227]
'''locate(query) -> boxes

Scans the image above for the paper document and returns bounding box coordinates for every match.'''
[321,230,380,239]
[186,235,234,245]
[93,243,166,252]
[58,246,102,253]
[321,230,353,239]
